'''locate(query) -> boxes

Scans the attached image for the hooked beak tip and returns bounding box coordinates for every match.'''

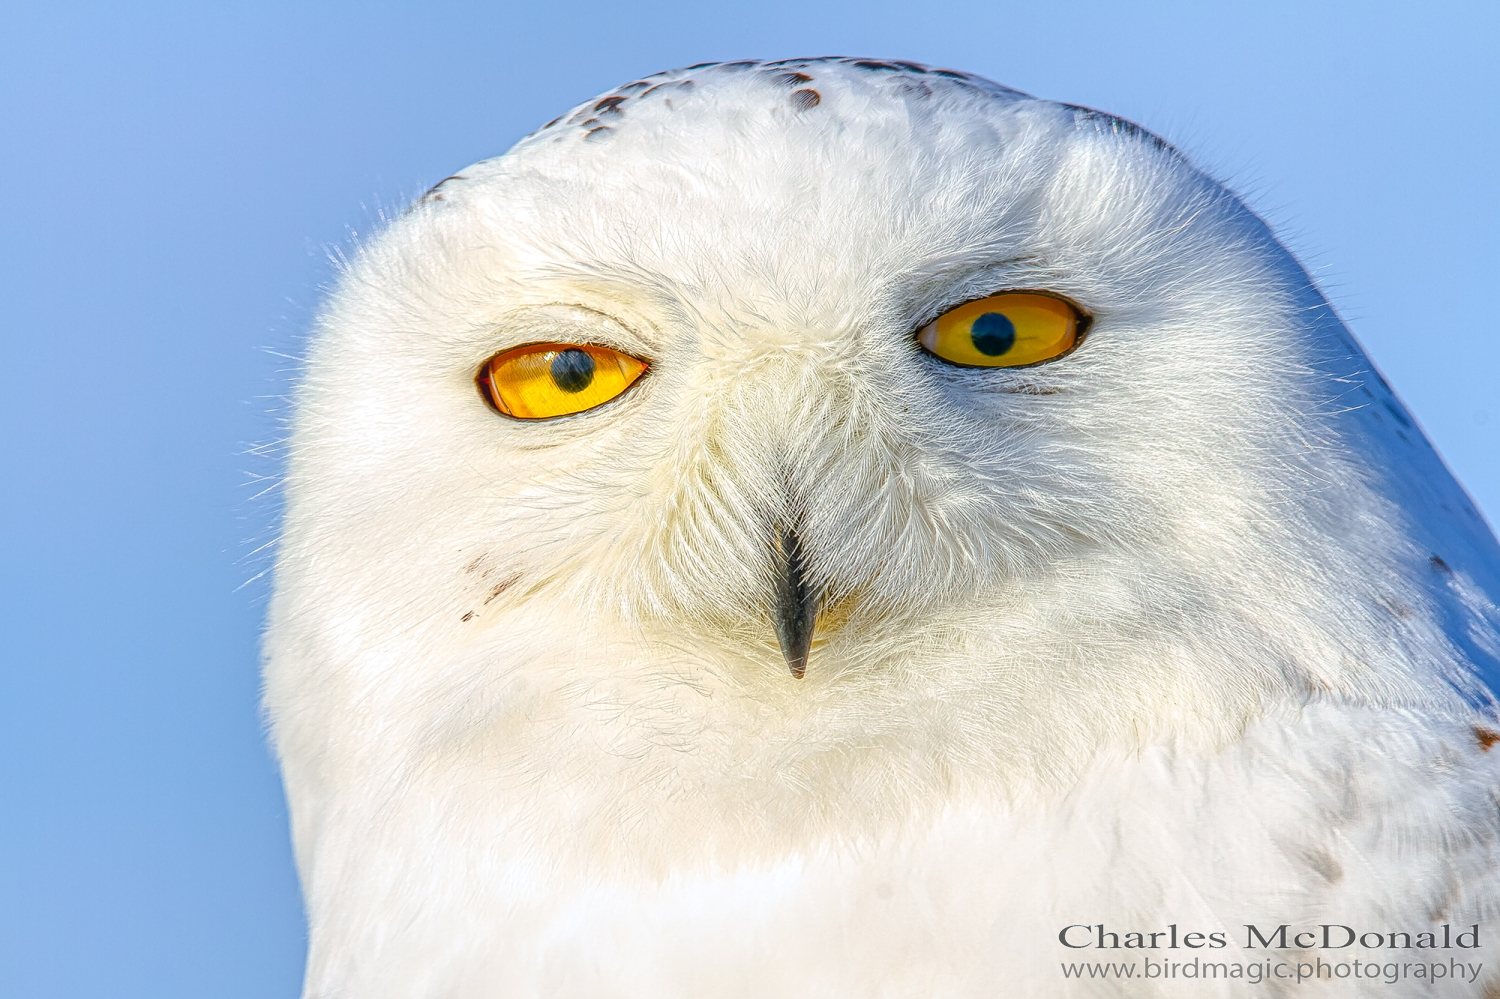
[772,525,818,679]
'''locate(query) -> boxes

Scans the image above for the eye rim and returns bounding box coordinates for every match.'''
[475,341,651,421]
[916,289,1094,370]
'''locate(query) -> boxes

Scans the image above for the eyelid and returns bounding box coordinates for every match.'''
[480,302,658,359]
[915,289,1091,337]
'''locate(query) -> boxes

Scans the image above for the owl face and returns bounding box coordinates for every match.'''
[273,61,1454,812]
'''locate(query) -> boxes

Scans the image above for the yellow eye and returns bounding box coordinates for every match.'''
[478,343,648,419]
[918,292,1087,368]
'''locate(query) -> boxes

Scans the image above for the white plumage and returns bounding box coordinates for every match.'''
[265,59,1500,996]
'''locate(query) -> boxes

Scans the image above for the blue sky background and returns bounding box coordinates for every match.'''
[1,2,1495,995]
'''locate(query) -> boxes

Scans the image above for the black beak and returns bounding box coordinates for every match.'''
[771,524,819,678]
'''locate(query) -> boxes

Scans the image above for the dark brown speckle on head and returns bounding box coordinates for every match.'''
[639,79,694,99]
[417,173,467,205]
[790,88,821,111]
[519,57,1032,148]
[483,575,521,605]
[1065,104,1177,154]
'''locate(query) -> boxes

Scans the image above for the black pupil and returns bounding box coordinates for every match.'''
[970,312,1016,356]
[550,348,596,392]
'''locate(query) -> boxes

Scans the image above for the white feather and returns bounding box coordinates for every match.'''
[265,59,1500,996]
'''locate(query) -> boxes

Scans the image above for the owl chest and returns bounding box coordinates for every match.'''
[302,707,1500,997]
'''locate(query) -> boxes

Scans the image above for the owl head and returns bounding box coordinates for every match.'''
[265,60,1497,847]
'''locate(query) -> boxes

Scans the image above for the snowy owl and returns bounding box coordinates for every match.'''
[265,58,1500,997]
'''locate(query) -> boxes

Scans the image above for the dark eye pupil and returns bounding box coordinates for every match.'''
[550,348,596,392]
[970,312,1016,356]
